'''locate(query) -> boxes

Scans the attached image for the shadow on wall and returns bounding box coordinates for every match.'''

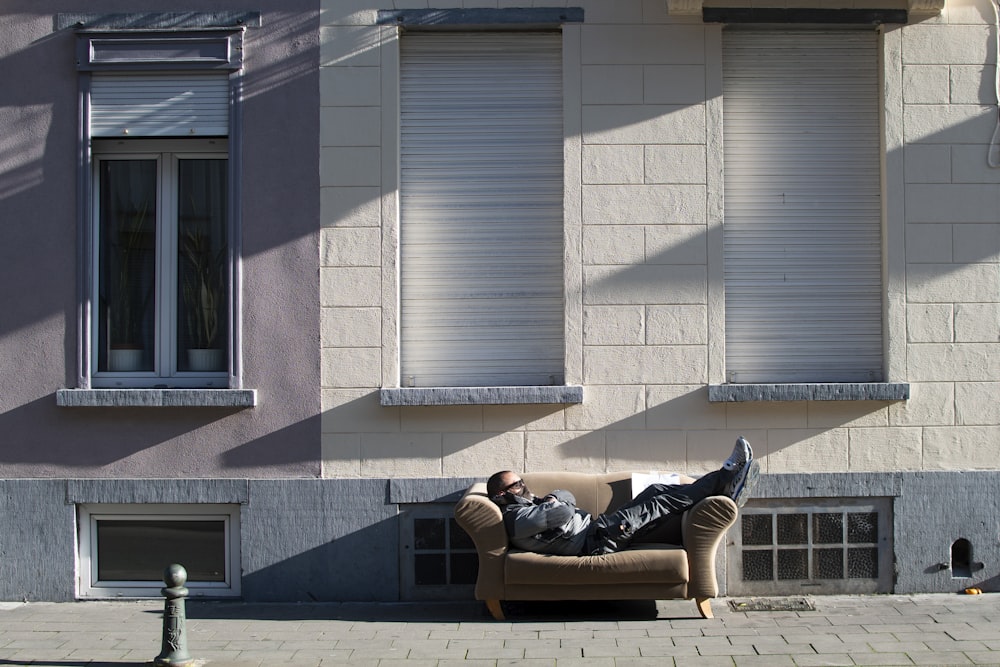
[240,478,399,602]
[0,393,320,473]
[321,387,890,476]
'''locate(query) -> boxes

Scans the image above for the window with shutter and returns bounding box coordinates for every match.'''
[398,32,565,388]
[722,30,883,384]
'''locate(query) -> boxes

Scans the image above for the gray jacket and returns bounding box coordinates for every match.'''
[501,489,592,556]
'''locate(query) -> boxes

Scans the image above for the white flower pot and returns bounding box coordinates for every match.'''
[109,348,144,372]
[187,348,223,372]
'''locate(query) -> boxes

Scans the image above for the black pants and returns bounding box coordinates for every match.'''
[586,468,732,554]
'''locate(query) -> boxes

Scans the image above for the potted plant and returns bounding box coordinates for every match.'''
[180,220,226,372]
[107,199,153,371]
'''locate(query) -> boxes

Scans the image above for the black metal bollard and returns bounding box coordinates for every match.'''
[154,564,194,666]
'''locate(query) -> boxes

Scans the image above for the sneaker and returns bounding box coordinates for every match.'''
[729,459,759,508]
[724,437,758,508]
[724,436,752,472]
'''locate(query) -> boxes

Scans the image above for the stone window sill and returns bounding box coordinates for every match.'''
[708,383,909,402]
[380,385,584,406]
[56,389,257,408]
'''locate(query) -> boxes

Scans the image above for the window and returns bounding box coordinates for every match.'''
[92,139,229,385]
[399,504,477,601]
[77,504,241,598]
[70,28,245,395]
[722,30,883,384]
[728,498,893,595]
[398,32,565,388]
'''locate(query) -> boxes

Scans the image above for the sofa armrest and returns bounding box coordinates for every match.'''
[453,482,509,600]
[681,495,738,600]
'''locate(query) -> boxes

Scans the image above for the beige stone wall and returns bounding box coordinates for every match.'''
[319,0,1000,479]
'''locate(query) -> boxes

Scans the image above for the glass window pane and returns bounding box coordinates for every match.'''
[742,550,773,581]
[848,512,878,544]
[777,514,808,545]
[414,518,446,550]
[848,547,879,579]
[414,554,446,585]
[98,160,157,372]
[449,553,478,585]
[449,518,475,550]
[177,158,228,372]
[777,549,808,579]
[813,513,843,544]
[96,519,226,582]
[814,548,844,579]
[741,514,773,546]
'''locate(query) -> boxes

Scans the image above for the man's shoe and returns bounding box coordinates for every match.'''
[724,436,752,472]
[727,459,759,508]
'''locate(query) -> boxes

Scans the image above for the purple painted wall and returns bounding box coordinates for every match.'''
[0,3,321,478]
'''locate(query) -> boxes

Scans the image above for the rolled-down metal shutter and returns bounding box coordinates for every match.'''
[722,30,883,383]
[399,33,564,387]
[90,73,229,137]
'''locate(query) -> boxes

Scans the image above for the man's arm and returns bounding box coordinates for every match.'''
[503,490,578,539]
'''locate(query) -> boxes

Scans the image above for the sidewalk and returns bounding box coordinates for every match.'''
[2,594,999,666]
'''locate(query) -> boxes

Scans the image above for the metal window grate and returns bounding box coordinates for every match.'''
[728,498,892,595]
[399,505,478,601]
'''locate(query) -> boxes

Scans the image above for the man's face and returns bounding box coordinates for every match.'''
[497,472,531,499]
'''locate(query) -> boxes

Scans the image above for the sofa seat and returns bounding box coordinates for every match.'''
[506,544,688,586]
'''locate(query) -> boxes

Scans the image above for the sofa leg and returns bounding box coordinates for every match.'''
[695,597,713,619]
[485,599,505,620]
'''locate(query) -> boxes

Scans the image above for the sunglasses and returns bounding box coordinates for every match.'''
[499,479,524,495]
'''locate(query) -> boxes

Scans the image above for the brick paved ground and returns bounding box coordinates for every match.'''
[1,594,999,666]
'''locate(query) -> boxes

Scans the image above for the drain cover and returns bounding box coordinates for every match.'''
[728,597,815,612]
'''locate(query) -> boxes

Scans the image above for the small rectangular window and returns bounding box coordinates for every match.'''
[399,504,477,600]
[78,503,241,598]
[728,498,892,596]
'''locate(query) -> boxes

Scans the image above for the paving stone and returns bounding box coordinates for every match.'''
[906,651,974,665]
[788,654,854,666]
[732,656,796,666]
[847,652,915,665]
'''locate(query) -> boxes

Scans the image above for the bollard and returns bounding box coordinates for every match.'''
[154,564,194,667]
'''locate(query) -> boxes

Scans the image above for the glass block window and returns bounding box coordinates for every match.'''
[729,498,892,595]
[399,504,478,601]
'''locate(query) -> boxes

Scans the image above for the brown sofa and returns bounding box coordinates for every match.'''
[453,471,738,620]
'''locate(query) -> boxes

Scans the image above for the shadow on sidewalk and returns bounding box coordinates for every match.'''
[0,662,148,667]
[178,598,688,623]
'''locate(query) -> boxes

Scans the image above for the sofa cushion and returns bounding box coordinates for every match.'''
[505,544,689,586]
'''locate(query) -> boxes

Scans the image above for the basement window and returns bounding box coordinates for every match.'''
[728,498,893,596]
[399,504,478,601]
[77,503,241,599]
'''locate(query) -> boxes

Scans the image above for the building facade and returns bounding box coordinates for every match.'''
[1,0,998,602]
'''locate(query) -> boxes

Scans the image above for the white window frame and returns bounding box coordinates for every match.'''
[90,138,230,388]
[77,503,241,599]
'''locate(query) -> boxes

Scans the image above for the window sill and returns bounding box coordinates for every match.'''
[56,388,257,408]
[708,383,909,403]
[380,385,584,406]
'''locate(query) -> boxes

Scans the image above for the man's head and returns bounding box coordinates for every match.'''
[487,470,531,504]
